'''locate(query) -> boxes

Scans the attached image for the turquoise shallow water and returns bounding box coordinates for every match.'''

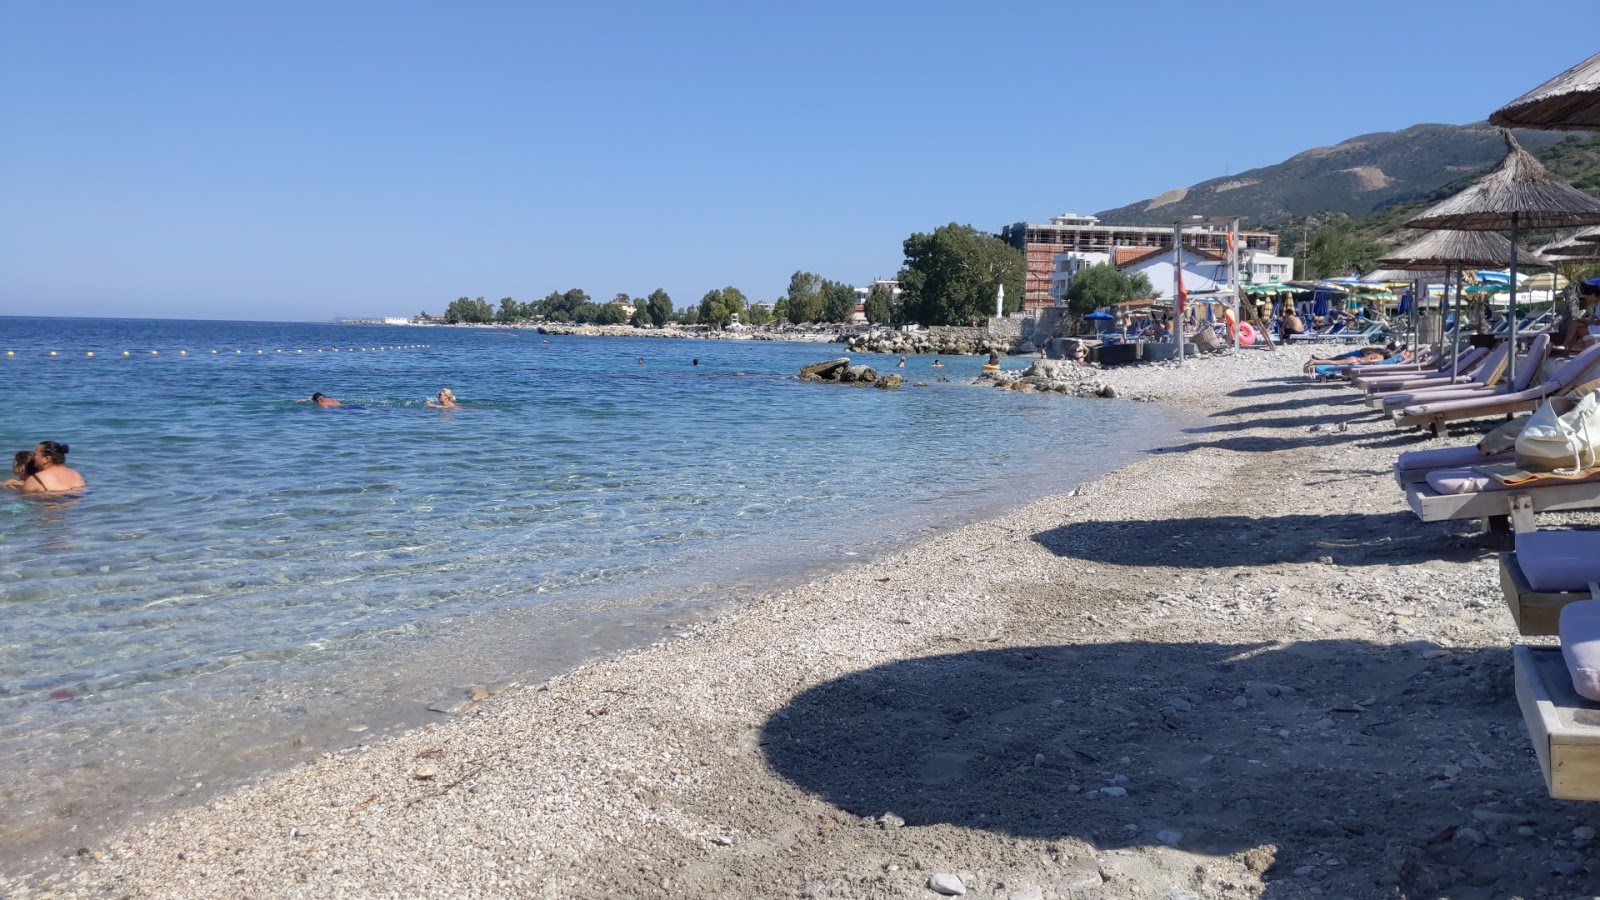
[0,316,1181,864]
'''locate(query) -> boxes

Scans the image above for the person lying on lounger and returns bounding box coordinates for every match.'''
[1302,345,1407,374]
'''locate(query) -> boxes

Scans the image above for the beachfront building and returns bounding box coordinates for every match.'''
[852,278,902,323]
[1003,214,1279,311]
[1050,245,1294,304]
[1241,248,1295,286]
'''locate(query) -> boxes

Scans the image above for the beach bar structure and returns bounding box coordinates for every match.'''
[1001,214,1279,311]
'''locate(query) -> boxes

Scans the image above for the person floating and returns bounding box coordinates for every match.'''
[636,357,645,365]
[425,388,458,408]
[18,441,86,493]
[897,356,906,368]
[298,392,341,408]
[931,359,944,368]
[692,358,700,366]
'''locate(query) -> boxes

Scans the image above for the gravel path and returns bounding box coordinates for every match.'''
[9,346,1600,899]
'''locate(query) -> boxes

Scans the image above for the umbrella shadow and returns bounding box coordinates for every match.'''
[1189,410,1381,434]
[1225,382,1332,399]
[760,641,1563,896]
[1031,511,1489,568]
[1211,395,1362,418]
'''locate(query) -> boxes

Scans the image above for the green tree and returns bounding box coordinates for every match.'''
[678,306,700,326]
[533,288,593,322]
[772,297,792,322]
[594,303,630,325]
[820,279,857,323]
[698,286,748,329]
[897,223,1026,326]
[1304,221,1383,279]
[746,303,773,326]
[645,288,673,327]
[786,271,825,323]
[863,283,896,325]
[498,297,521,323]
[1063,264,1152,327]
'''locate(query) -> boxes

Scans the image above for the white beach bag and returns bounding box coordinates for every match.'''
[1516,393,1600,474]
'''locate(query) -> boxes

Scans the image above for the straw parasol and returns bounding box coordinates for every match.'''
[1406,130,1600,382]
[1376,229,1527,377]
[1489,51,1600,132]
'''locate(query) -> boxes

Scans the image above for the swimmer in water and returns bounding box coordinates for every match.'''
[424,388,458,408]
[897,356,906,368]
[4,450,36,490]
[21,441,86,493]
[636,357,645,365]
[692,358,700,366]
[931,359,944,368]
[298,392,341,408]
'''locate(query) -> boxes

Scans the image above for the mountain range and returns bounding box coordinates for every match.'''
[1092,123,1580,233]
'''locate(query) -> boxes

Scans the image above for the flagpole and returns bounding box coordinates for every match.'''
[1173,221,1184,368]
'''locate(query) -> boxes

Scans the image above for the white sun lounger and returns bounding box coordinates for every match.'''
[1498,531,1600,635]
[1514,645,1600,801]
[1405,467,1600,533]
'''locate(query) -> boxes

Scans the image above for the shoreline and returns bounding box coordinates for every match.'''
[11,348,1597,898]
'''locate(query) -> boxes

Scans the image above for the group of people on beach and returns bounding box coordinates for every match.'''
[5,441,86,493]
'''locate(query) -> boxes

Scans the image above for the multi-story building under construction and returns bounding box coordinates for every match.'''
[1000,214,1280,311]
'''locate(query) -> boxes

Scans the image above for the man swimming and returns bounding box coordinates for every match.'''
[299,392,341,408]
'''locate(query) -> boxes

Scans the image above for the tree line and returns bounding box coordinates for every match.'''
[427,221,1039,331]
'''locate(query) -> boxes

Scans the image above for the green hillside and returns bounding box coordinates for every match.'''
[1271,133,1600,274]
[1093,123,1567,229]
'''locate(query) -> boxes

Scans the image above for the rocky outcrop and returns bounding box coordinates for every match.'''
[974,359,1145,400]
[800,357,901,389]
[843,330,1011,358]
[800,358,850,380]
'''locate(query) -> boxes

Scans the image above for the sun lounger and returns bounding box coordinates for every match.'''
[1513,645,1600,801]
[1347,347,1477,387]
[1499,531,1600,635]
[1392,444,1513,488]
[1395,342,1600,433]
[1366,342,1515,410]
[1377,335,1550,414]
[1354,347,1490,391]
[1405,464,1600,532]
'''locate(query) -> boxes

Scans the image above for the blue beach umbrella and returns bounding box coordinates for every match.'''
[1083,311,1115,320]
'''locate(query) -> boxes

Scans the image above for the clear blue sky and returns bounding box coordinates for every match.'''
[2,1,1596,321]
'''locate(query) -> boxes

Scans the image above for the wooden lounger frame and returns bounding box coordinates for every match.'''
[1405,479,1600,533]
[1497,551,1597,635]
[1514,646,1600,802]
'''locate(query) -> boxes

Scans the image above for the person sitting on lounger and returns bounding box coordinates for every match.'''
[1280,311,1306,339]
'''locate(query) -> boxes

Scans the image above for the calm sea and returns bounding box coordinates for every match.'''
[0,316,1181,869]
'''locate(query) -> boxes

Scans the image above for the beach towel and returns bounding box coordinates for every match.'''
[1480,460,1600,489]
[1478,414,1533,455]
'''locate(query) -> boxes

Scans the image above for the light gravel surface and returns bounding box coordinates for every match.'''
[9,347,1600,899]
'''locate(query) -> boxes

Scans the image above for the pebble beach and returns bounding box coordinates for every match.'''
[9,344,1599,900]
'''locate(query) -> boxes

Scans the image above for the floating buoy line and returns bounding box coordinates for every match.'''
[2,345,430,359]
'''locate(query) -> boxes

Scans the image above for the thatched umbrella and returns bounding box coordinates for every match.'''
[1489,51,1600,132]
[1378,229,1525,378]
[1406,130,1600,383]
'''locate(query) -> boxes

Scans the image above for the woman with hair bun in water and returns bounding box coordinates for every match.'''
[21,441,86,493]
